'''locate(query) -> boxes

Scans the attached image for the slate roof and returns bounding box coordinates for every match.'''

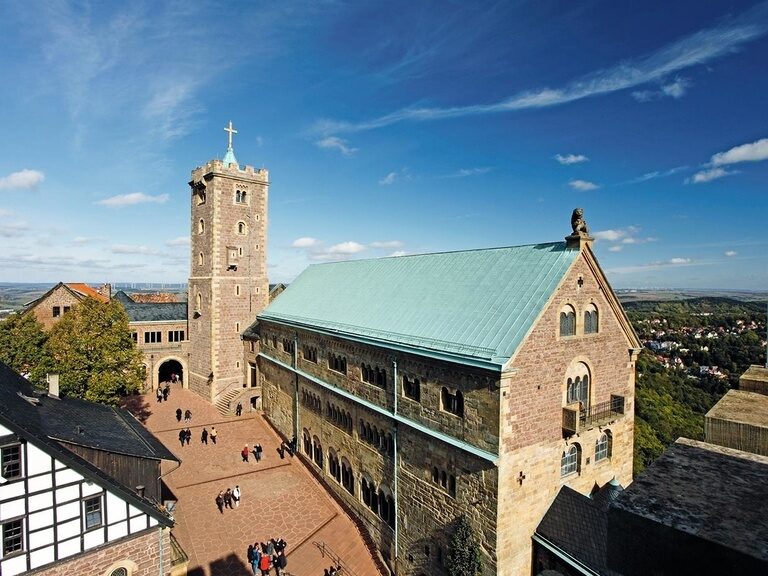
[0,362,175,526]
[536,486,611,574]
[112,290,135,304]
[612,438,768,561]
[258,242,579,366]
[122,301,187,322]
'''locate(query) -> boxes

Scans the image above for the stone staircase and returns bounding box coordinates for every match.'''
[214,388,242,416]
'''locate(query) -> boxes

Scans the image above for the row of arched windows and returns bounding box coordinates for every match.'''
[327,402,352,433]
[361,363,387,388]
[300,389,322,414]
[431,466,457,497]
[559,303,599,337]
[361,477,395,528]
[358,419,395,455]
[328,353,347,374]
[440,387,464,416]
[235,189,248,204]
[560,431,613,477]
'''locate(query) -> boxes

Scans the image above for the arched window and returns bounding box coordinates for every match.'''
[195,292,202,312]
[237,221,247,235]
[595,431,612,462]
[312,436,323,469]
[403,375,421,402]
[441,387,464,416]
[560,305,576,336]
[198,219,205,234]
[565,362,591,408]
[198,252,204,266]
[303,430,311,455]
[584,303,599,334]
[561,444,580,477]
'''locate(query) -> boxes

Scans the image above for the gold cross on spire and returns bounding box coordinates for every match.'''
[224,120,238,149]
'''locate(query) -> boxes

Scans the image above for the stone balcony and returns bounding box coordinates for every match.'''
[563,395,625,436]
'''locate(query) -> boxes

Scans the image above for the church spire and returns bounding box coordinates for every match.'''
[223,120,238,166]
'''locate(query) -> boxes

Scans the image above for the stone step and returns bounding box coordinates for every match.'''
[214,389,242,416]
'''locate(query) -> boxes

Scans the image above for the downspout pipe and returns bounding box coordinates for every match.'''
[392,359,399,567]
[294,334,300,443]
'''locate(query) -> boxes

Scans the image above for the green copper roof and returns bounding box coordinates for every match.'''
[259,242,578,365]
[223,147,238,166]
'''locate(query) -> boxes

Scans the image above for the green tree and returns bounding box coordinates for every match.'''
[0,312,50,383]
[447,514,482,576]
[45,298,145,404]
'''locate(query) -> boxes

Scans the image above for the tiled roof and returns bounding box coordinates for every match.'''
[129,292,180,303]
[537,486,611,574]
[612,438,768,562]
[123,302,188,322]
[0,362,174,526]
[66,282,109,302]
[258,242,578,366]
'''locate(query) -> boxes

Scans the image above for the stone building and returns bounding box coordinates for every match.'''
[186,125,270,403]
[245,227,640,575]
[23,282,111,330]
[0,362,183,576]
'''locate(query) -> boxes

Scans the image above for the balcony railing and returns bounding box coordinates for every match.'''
[562,395,625,435]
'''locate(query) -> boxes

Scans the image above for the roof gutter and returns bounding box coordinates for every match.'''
[531,533,601,576]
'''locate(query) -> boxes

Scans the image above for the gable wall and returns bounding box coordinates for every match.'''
[26,287,82,331]
[495,250,636,575]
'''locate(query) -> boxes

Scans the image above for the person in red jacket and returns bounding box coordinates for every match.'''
[259,550,272,575]
[242,444,250,462]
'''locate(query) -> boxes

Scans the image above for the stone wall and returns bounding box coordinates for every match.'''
[27,286,83,331]
[188,160,270,401]
[32,527,171,576]
[496,248,637,575]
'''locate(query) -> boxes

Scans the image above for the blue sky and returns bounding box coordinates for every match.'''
[0,0,766,289]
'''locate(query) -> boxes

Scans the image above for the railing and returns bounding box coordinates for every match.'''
[563,395,625,435]
[169,532,189,567]
[313,540,362,576]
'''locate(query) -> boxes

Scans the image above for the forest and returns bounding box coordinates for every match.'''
[626,297,767,474]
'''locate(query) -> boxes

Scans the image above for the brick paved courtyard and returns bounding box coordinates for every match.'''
[131,386,384,576]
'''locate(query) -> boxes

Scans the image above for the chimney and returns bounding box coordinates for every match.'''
[47,374,60,399]
[99,283,112,300]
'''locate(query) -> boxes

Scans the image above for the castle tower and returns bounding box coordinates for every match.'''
[187,122,269,401]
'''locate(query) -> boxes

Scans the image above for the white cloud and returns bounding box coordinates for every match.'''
[626,165,688,184]
[689,167,735,184]
[594,226,655,249]
[379,172,398,186]
[0,169,45,190]
[370,240,403,249]
[110,244,160,255]
[711,137,768,166]
[725,250,737,257]
[0,209,12,217]
[0,221,30,237]
[291,237,319,248]
[316,136,357,156]
[593,229,625,242]
[328,241,366,254]
[166,236,190,247]
[608,257,695,274]
[72,236,90,244]
[97,192,170,207]
[555,154,589,165]
[569,179,599,191]
[608,246,623,252]
[448,167,492,178]
[632,77,690,102]
[389,250,408,257]
[313,3,768,135]
[669,257,691,265]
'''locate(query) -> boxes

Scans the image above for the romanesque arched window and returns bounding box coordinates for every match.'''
[565,361,591,408]
[341,458,354,494]
[237,221,247,235]
[561,444,580,477]
[560,304,576,336]
[595,430,612,462]
[198,219,205,234]
[584,303,599,334]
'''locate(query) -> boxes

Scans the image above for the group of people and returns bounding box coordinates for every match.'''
[156,383,170,402]
[178,427,192,446]
[241,443,263,462]
[247,538,288,576]
[215,485,242,512]
[175,408,193,423]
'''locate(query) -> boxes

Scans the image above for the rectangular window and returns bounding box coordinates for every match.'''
[52,306,61,317]
[144,331,162,344]
[84,496,102,529]
[131,332,138,343]
[1,444,22,479]
[63,306,71,314]
[168,330,185,342]
[2,519,23,555]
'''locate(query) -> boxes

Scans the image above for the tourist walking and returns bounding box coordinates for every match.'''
[236,401,243,416]
[224,488,233,509]
[175,408,182,422]
[255,443,262,461]
[163,382,170,401]
[274,550,287,576]
[184,409,192,422]
[178,429,185,447]
[233,484,241,507]
[258,550,272,576]
[210,426,218,444]
[184,428,192,445]
[201,427,209,444]
[156,386,163,403]
[242,444,250,463]
[215,491,224,514]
